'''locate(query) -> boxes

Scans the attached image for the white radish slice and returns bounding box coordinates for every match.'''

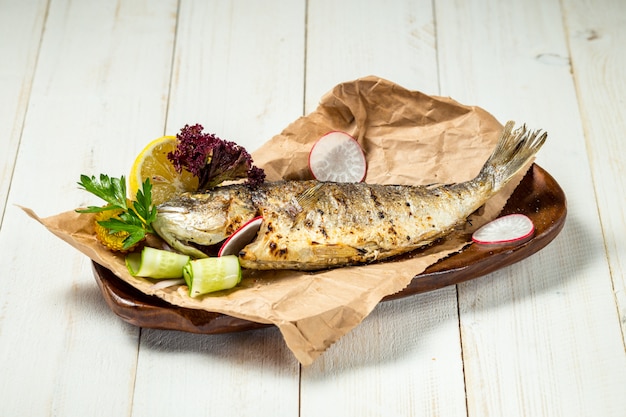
[472,214,535,245]
[218,217,263,256]
[309,131,366,182]
[149,278,185,291]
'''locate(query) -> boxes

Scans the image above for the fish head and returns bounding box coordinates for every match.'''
[152,191,256,258]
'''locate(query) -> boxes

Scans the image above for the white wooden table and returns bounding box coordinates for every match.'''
[2,0,625,416]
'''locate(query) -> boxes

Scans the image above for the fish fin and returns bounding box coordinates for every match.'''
[479,121,547,191]
[283,183,326,218]
[295,183,325,210]
[310,242,362,259]
[425,182,446,190]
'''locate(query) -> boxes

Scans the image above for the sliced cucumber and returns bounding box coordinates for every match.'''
[126,247,190,279]
[183,255,242,297]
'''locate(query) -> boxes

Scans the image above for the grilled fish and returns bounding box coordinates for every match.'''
[153,122,546,270]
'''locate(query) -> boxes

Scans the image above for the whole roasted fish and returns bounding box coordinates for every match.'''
[153,122,546,270]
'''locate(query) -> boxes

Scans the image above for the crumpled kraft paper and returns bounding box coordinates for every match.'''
[24,76,527,366]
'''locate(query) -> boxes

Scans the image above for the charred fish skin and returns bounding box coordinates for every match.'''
[238,181,487,270]
[153,121,547,270]
[240,122,546,270]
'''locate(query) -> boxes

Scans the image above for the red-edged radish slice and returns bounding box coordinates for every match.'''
[309,131,366,182]
[472,214,535,245]
[218,217,263,256]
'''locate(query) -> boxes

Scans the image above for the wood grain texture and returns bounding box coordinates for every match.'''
[436,0,626,415]
[0,0,178,415]
[1,0,624,416]
[129,1,304,416]
[562,0,626,346]
[304,0,439,112]
[301,1,467,416]
[165,0,306,152]
[301,286,466,417]
[0,0,47,222]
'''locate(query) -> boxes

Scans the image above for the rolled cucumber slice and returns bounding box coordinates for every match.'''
[183,255,242,297]
[126,247,190,279]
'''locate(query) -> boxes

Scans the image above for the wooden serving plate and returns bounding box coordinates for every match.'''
[92,164,566,334]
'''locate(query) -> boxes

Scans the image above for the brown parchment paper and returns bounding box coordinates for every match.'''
[24,76,528,366]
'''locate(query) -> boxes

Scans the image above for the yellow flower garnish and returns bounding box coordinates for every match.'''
[93,208,141,252]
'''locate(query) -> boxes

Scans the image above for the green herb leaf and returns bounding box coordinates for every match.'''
[77,174,129,211]
[77,173,157,249]
[133,178,157,232]
[75,205,119,214]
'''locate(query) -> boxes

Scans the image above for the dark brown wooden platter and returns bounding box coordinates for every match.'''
[92,164,566,334]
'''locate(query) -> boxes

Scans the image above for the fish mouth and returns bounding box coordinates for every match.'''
[152,221,214,258]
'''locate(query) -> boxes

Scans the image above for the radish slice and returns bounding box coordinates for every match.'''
[309,131,366,182]
[218,217,263,256]
[472,214,535,245]
[149,278,185,291]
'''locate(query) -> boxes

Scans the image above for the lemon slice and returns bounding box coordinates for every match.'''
[129,136,198,205]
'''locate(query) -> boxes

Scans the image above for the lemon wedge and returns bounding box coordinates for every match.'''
[129,136,198,205]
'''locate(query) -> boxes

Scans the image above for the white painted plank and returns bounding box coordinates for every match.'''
[131,328,299,417]
[436,0,626,416]
[304,0,440,112]
[301,1,467,416]
[130,1,304,416]
[164,0,306,152]
[562,0,626,346]
[0,0,178,416]
[4,1,623,416]
[302,287,466,417]
[0,0,47,222]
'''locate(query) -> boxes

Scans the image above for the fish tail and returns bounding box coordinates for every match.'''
[479,121,547,191]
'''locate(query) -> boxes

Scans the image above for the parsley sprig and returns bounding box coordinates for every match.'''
[76,174,157,249]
